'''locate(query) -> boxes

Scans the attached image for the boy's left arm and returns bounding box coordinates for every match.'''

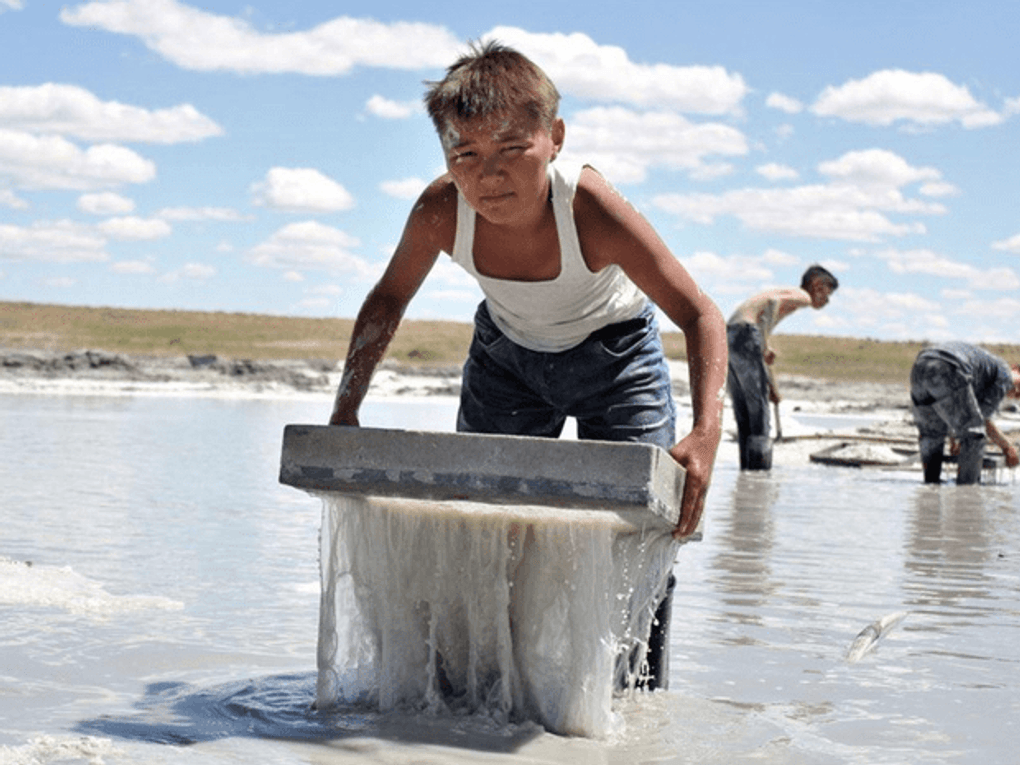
[576,169,728,540]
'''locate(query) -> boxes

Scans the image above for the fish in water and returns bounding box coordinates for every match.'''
[846,611,908,663]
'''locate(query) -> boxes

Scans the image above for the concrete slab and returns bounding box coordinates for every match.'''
[279,425,686,532]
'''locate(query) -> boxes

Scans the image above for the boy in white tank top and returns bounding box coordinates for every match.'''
[329,40,728,692]
[331,40,726,536]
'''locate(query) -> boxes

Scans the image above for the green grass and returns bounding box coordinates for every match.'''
[3,300,1018,384]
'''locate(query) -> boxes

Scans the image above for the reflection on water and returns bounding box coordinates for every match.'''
[907,486,996,611]
[2,394,1019,764]
[712,472,781,621]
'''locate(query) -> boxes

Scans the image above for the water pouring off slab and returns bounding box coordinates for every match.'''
[279,425,692,736]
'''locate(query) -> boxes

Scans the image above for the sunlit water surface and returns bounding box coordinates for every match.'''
[2,392,1018,764]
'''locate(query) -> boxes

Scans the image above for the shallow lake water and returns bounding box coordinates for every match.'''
[1,392,1018,764]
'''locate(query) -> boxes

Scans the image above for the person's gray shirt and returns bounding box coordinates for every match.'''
[917,341,1012,418]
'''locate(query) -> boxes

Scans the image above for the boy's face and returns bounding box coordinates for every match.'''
[442,109,565,227]
[806,278,833,309]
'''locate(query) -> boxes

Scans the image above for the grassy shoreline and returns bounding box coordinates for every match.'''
[3,300,1017,385]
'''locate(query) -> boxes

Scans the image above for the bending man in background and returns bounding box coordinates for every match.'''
[910,341,1020,484]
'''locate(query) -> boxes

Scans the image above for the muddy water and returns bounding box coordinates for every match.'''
[2,393,1018,764]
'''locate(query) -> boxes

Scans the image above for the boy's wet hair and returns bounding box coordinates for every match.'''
[801,264,839,292]
[424,39,561,138]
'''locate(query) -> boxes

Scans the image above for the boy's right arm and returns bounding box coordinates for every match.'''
[986,419,1020,468]
[329,180,455,426]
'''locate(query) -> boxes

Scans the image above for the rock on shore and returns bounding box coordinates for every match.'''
[0,348,463,398]
[1,347,914,410]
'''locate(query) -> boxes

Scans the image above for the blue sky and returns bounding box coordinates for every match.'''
[1,0,1019,344]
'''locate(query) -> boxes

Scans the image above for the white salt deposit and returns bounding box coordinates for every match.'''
[315,494,678,737]
[0,558,184,618]
[0,735,124,765]
[824,442,908,465]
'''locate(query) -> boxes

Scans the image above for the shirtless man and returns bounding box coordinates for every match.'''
[726,265,839,469]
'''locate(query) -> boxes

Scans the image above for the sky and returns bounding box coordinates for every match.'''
[1,0,1019,344]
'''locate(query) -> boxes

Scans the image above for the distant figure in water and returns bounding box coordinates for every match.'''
[726,265,839,470]
[909,341,1020,484]
[328,40,728,690]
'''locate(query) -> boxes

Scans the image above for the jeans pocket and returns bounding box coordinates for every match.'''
[471,303,510,355]
[591,314,653,360]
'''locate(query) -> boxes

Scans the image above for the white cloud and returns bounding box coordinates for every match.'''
[294,296,333,312]
[0,0,24,11]
[875,248,1020,290]
[774,124,795,142]
[940,288,972,301]
[366,95,420,120]
[683,250,732,278]
[247,220,374,276]
[765,92,803,114]
[411,257,483,310]
[811,69,1002,129]
[992,233,1020,254]
[839,286,941,323]
[919,180,959,197]
[60,0,460,74]
[414,287,481,309]
[43,276,77,289]
[58,6,748,113]
[490,26,747,114]
[761,248,802,267]
[696,251,775,286]
[0,83,222,143]
[159,261,217,283]
[0,220,108,262]
[818,148,943,189]
[98,216,172,240]
[654,185,928,242]
[689,163,735,182]
[0,128,155,190]
[756,163,799,181]
[561,107,747,184]
[156,206,248,221]
[78,191,135,215]
[251,167,355,213]
[0,189,29,210]
[181,262,215,278]
[380,177,428,200]
[653,149,947,241]
[956,297,1020,340]
[110,259,156,274]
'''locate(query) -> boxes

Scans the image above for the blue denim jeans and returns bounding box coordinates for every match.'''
[457,301,676,450]
[910,356,987,484]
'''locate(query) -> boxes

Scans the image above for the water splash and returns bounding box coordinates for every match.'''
[0,735,123,765]
[315,494,677,736]
[0,557,183,619]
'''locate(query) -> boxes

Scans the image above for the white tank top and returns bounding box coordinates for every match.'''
[451,161,647,353]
